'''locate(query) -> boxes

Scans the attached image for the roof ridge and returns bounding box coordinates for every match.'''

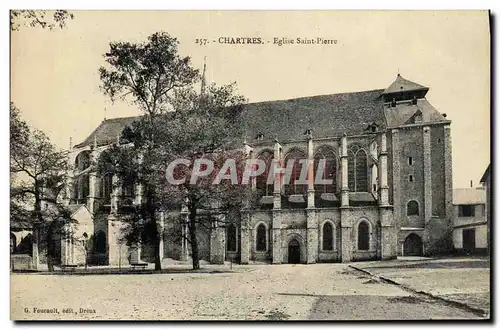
[247,88,385,105]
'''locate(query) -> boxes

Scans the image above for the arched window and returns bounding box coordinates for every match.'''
[226,224,237,252]
[348,150,356,191]
[75,151,91,171]
[72,174,89,204]
[314,147,337,193]
[407,200,419,216]
[348,147,368,192]
[256,223,267,251]
[322,222,334,251]
[358,221,370,251]
[256,150,274,196]
[98,152,114,205]
[355,150,368,192]
[284,149,307,195]
[94,231,106,254]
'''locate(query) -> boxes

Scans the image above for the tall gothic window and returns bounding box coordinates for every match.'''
[98,152,114,205]
[284,149,307,195]
[322,222,334,250]
[72,174,89,204]
[348,146,368,192]
[256,150,274,196]
[256,223,267,251]
[226,224,237,252]
[358,221,370,251]
[314,146,337,194]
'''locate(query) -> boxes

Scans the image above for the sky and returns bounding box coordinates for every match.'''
[10,10,490,189]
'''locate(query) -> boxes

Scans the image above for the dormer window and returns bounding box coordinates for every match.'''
[256,133,264,141]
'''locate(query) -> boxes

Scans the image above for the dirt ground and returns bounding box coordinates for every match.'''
[352,256,491,315]
[10,262,486,320]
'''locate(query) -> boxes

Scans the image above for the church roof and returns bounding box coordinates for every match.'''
[74,76,447,148]
[382,74,429,95]
[75,116,138,148]
[241,89,386,142]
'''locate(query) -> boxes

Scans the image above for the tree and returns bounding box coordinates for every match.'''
[10,10,74,31]
[10,103,72,271]
[99,32,198,270]
[155,83,251,270]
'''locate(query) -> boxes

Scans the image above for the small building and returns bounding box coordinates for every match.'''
[452,187,487,254]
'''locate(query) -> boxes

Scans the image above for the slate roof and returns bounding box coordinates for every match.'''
[241,89,386,143]
[453,188,486,205]
[74,76,447,148]
[382,74,429,95]
[74,116,139,148]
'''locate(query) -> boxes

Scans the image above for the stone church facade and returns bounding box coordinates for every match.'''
[64,74,453,265]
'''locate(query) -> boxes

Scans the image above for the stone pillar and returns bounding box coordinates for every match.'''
[340,217,352,263]
[158,212,165,260]
[88,173,98,213]
[272,210,282,264]
[423,126,432,222]
[273,141,282,209]
[339,134,352,262]
[110,175,120,214]
[240,212,250,264]
[179,212,189,261]
[210,215,225,264]
[391,129,401,234]
[306,209,317,263]
[108,216,128,266]
[340,134,349,207]
[31,224,40,270]
[307,137,315,208]
[378,132,389,206]
[443,124,453,226]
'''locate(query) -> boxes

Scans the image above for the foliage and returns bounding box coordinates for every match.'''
[10,103,74,271]
[10,10,74,31]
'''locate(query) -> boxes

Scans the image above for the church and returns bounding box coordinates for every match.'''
[62,74,453,266]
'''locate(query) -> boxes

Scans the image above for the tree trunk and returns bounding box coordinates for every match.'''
[188,206,200,270]
[154,233,162,271]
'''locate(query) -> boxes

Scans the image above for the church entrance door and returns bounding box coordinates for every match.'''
[288,239,301,264]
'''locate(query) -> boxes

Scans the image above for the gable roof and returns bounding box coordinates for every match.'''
[382,74,429,95]
[480,164,491,183]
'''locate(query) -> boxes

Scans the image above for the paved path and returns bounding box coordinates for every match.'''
[11,263,484,320]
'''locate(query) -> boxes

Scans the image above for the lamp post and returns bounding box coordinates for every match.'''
[82,232,88,271]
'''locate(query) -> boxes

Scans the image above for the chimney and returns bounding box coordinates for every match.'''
[69,137,73,150]
[470,180,473,188]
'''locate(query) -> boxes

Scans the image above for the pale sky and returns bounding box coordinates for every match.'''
[10,10,490,188]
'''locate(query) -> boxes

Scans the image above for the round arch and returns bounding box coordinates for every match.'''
[254,221,269,252]
[403,233,423,256]
[355,218,372,251]
[283,233,306,264]
[319,219,336,251]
